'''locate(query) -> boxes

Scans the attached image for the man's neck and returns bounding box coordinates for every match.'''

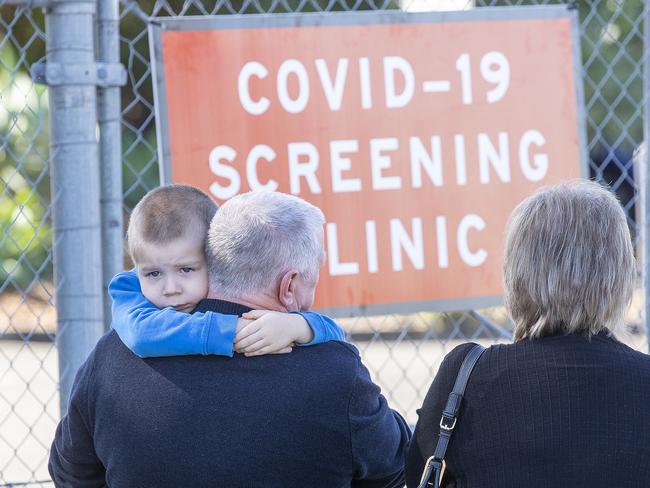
[206,290,287,313]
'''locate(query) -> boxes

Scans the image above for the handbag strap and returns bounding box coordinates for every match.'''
[418,344,486,488]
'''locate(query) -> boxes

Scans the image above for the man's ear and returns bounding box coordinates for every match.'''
[278,269,299,311]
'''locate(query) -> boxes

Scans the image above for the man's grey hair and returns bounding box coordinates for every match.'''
[206,191,325,296]
[504,180,636,341]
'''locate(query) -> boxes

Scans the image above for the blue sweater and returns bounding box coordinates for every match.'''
[49,299,411,487]
[108,270,345,357]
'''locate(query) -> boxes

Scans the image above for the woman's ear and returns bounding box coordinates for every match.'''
[278,269,299,310]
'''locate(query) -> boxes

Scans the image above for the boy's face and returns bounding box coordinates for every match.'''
[135,235,209,312]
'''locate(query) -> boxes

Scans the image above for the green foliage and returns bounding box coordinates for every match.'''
[577,0,644,152]
[486,0,644,153]
[122,128,161,210]
[0,39,52,291]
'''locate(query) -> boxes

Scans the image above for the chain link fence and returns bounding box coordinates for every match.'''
[0,4,59,486]
[0,0,647,485]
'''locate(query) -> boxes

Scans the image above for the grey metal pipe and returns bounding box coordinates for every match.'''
[2,0,51,6]
[46,0,104,416]
[98,0,124,331]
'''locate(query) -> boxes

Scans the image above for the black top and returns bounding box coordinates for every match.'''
[194,297,253,315]
[406,331,650,488]
[49,299,411,488]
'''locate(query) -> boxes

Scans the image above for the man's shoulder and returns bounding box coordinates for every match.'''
[279,342,374,403]
[95,329,129,352]
[64,330,132,400]
[85,329,135,368]
[288,341,365,378]
[320,340,362,356]
[298,340,362,361]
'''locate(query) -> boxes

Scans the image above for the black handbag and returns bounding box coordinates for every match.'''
[417,344,486,488]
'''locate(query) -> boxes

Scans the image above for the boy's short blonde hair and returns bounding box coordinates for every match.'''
[127,184,218,262]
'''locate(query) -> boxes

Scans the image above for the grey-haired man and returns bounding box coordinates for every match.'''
[50,190,411,487]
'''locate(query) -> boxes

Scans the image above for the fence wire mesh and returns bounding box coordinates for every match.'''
[0,0,647,485]
[0,4,58,486]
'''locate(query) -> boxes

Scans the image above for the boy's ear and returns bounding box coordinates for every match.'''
[278,269,299,311]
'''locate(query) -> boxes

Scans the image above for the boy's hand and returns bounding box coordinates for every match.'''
[235,316,292,355]
[235,317,253,334]
[234,310,313,357]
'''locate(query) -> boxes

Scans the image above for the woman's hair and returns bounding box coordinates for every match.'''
[504,180,636,341]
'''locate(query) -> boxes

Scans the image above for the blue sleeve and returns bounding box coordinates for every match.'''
[108,270,237,358]
[349,356,411,487]
[294,311,346,345]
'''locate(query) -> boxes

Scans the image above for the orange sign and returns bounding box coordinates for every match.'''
[150,8,585,315]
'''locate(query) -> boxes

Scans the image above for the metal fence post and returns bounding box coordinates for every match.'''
[98,0,125,331]
[45,0,104,415]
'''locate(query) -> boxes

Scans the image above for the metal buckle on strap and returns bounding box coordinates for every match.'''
[439,414,457,431]
[418,456,446,488]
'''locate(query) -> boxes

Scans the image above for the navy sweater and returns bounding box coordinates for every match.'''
[49,299,411,487]
[406,332,650,488]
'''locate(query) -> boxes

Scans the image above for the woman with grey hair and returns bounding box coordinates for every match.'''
[405,180,650,488]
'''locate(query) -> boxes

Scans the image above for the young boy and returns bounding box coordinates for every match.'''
[109,184,344,358]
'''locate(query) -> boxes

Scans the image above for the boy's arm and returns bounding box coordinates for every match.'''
[234,310,345,355]
[109,270,237,358]
[293,311,346,345]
